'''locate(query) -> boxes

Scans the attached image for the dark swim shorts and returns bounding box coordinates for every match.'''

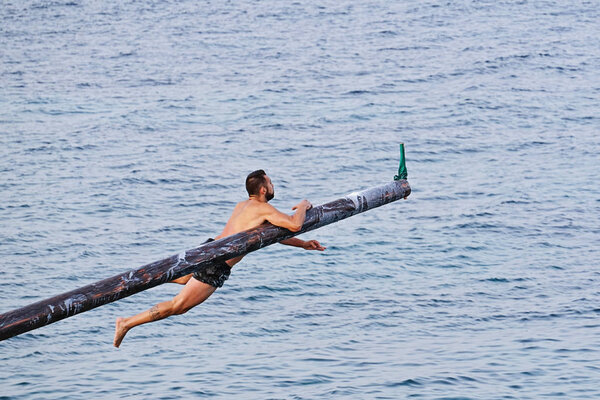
[192,238,231,288]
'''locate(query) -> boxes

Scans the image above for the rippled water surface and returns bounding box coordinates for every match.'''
[1,1,599,398]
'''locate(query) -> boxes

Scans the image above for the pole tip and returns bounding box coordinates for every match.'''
[394,143,408,180]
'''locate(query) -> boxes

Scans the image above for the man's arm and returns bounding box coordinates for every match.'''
[280,238,306,247]
[280,237,326,251]
[263,200,312,232]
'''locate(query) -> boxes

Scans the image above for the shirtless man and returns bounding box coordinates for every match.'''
[113,169,325,347]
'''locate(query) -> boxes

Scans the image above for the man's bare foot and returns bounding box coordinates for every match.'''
[113,317,129,348]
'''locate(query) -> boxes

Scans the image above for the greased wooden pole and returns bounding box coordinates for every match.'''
[0,147,411,341]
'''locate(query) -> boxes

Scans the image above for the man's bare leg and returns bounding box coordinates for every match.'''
[170,274,192,285]
[113,278,216,347]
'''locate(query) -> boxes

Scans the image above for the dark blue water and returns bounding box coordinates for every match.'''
[1,1,599,398]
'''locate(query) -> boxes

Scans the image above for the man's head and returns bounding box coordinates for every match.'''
[246,169,274,201]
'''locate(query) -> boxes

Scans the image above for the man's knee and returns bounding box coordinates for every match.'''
[171,298,190,315]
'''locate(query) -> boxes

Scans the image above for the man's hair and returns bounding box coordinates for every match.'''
[246,169,267,196]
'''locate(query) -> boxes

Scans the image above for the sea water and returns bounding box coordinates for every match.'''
[1,1,599,398]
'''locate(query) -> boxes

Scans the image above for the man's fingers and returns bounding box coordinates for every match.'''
[307,240,326,251]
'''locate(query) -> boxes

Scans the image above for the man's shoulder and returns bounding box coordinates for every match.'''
[250,201,283,218]
[238,199,276,214]
[255,201,277,212]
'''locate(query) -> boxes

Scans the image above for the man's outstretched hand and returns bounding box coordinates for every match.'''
[303,240,326,251]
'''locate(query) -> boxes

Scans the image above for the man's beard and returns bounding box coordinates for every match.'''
[266,189,274,201]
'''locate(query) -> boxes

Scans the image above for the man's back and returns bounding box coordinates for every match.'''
[215,198,311,268]
[216,199,270,239]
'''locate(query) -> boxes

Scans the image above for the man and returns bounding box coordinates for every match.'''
[113,170,325,347]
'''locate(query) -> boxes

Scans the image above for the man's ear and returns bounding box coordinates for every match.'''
[260,186,267,195]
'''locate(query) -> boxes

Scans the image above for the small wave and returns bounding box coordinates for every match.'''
[481,277,510,283]
[110,51,136,59]
[344,90,371,95]
[385,378,423,387]
[378,45,430,52]
[277,375,332,386]
[244,294,275,302]
[516,338,560,344]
